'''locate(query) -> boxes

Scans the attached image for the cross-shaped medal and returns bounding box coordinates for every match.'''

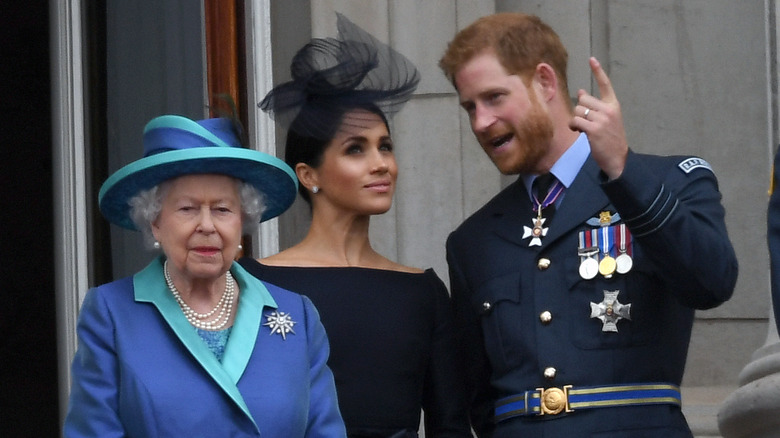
[590,290,631,332]
[522,210,548,247]
[522,175,563,247]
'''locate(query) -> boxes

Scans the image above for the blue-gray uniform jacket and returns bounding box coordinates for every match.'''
[768,148,780,336]
[446,150,737,437]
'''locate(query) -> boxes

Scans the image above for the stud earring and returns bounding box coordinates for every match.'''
[237,244,243,251]
[153,241,161,250]
[312,186,320,194]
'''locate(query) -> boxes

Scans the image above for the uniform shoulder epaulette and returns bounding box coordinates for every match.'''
[677,157,713,174]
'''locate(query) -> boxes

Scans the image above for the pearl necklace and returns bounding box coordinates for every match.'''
[164,260,235,330]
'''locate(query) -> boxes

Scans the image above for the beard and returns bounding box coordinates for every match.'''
[502,94,554,175]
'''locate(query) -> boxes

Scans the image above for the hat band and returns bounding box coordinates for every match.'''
[142,115,235,156]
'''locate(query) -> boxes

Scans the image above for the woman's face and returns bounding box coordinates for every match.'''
[312,109,397,215]
[151,174,242,283]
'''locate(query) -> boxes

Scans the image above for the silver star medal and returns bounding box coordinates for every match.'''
[263,310,296,340]
[523,217,548,247]
[590,290,631,332]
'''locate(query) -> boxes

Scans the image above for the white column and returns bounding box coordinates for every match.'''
[50,0,90,428]
[717,316,780,437]
[244,0,280,258]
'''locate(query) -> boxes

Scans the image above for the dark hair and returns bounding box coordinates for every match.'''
[261,13,417,204]
[286,103,390,204]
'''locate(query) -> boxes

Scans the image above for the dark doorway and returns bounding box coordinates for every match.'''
[0,1,59,436]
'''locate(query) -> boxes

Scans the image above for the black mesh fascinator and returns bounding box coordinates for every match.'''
[259,13,420,140]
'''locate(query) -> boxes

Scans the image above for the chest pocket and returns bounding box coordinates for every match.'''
[564,234,662,350]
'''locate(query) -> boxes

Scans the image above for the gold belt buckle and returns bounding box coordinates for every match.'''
[535,385,573,415]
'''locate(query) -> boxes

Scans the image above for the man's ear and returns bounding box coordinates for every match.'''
[296,162,319,192]
[533,62,559,102]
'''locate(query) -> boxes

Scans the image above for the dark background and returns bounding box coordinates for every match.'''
[1,1,61,435]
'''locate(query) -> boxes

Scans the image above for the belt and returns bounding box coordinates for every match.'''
[494,383,682,422]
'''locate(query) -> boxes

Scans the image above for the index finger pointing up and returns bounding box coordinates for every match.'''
[590,57,616,103]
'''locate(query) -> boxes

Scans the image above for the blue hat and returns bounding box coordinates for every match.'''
[98,115,298,230]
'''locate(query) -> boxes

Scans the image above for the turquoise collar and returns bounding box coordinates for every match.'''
[133,256,278,430]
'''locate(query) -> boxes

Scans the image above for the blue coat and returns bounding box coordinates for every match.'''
[64,257,346,437]
[446,151,737,437]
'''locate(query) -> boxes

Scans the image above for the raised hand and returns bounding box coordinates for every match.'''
[569,57,628,180]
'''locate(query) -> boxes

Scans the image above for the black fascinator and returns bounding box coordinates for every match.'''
[259,13,420,140]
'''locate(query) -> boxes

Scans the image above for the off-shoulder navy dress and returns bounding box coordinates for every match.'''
[238,258,471,438]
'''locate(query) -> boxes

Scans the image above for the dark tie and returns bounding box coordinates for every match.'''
[533,173,558,223]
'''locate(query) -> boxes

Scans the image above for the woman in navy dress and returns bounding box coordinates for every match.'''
[239,13,470,438]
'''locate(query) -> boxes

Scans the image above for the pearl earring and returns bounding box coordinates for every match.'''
[237,244,243,251]
[153,241,161,250]
[312,186,320,194]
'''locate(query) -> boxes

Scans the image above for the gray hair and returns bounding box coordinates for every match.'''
[128,178,267,249]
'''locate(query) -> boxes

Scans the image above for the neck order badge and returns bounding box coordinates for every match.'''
[522,174,564,247]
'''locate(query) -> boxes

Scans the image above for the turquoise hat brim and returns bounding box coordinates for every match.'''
[98,147,298,230]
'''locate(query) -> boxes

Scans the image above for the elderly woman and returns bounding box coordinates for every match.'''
[64,115,346,437]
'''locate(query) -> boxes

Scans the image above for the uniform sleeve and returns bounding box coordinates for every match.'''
[446,236,496,438]
[602,151,738,309]
[63,288,126,438]
[421,271,473,437]
[768,150,780,335]
[300,295,347,438]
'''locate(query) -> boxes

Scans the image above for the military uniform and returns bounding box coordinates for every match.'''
[768,150,780,336]
[446,146,737,437]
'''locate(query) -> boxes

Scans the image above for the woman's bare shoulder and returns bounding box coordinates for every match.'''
[259,247,310,267]
[260,246,425,274]
[380,259,425,274]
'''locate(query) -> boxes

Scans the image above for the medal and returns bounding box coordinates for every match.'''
[522,177,564,247]
[615,253,632,274]
[615,224,633,274]
[599,256,616,277]
[580,255,599,279]
[522,214,547,247]
[578,230,599,279]
[598,226,615,278]
[590,289,632,332]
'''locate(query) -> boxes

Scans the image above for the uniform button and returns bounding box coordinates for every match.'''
[537,258,551,270]
[543,367,557,380]
[482,302,492,312]
[539,311,552,324]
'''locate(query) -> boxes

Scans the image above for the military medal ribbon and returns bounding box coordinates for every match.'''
[532,179,564,214]
[578,229,599,279]
[598,226,617,277]
[615,224,633,274]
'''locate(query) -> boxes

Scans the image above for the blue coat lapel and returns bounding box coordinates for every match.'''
[490,178,535,247]
[133,258,277,429]
[543,158,610,246]
[223,263,277,382]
